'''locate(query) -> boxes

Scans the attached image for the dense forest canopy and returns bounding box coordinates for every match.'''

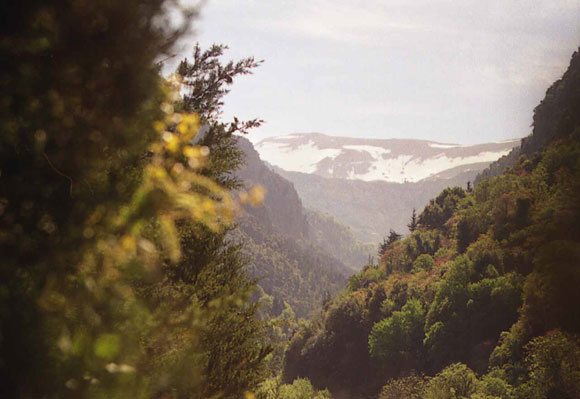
[1,1,579,399]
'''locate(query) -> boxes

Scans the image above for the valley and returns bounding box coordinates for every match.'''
[252,134,520,244]
[4,2,579,398]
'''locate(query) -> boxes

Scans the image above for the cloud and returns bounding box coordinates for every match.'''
[189,0,579,143]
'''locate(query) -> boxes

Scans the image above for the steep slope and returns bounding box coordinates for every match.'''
[305,208,375,270]
[282,48,580,399]
[256,134,519,183]
[233,137,369,318]
[236,136,308,240]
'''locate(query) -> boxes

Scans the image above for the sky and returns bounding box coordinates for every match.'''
[169,0,580,144]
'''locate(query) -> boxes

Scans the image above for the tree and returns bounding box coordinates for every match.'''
[177,43,263,188]
[408,208,418,232]
[0,3,268,398]
[423,363,479,399]
[137,45,271,398]
[1,2,199,397]
[387,229,402,245]
[519,331,580,399]
[378,230,401,257]
[379,375,426,399]
[369,299,425,369]
[378,238,389,257]
[418,187,466,230]
[256,377,331,399]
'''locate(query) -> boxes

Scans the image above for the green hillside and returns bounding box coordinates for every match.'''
[282,49,580,399]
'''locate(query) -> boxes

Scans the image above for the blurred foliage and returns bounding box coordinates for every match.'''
[0,2,270,398]
[255,377,331,399]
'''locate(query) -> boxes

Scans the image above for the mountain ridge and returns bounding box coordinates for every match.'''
[256,133,520,184]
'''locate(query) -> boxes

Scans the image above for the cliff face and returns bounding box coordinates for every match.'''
[236,136,308,240]
[476,48,580,183]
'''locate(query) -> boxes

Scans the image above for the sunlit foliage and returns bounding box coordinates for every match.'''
[0,2,269,398]
[256,377,331,399]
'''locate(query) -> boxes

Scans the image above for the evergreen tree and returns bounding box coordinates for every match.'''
[378,237,389,257]
[0,3,267,398]
[408,208,418,232]
[177,43,263,188]
[138,44,271,398]
[387,229,402,245]
[378,230,402,257]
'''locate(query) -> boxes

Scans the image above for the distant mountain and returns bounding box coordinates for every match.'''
[233,137,370,318]
[256,133,520,184]
[254,134,521,245]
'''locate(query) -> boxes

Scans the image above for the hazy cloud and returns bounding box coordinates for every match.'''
[176,0,580,144]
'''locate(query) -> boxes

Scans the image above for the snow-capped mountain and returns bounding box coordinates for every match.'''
[255,133,520,183]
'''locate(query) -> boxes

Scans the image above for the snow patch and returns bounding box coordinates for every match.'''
[256,140,342,174]
[348,150,513,183]
[429,143,461,149]
[342,145,392,158]
[271,134,302,141]
[255,134,519,183]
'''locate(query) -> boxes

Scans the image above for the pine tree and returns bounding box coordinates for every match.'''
[378,238,389,257]
[408,208,418,232]
[138,44,270,398]
[387,229,402,246]
[0,4,268,398]
[379,230,402,257]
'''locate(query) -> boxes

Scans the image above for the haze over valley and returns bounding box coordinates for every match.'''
[253,133,520,243]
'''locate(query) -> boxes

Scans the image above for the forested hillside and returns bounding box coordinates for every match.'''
[234,137,367,318]
[282,49,580,399]
[305,208,374,270]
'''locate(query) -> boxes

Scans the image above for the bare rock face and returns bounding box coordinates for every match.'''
[236,136,308,240]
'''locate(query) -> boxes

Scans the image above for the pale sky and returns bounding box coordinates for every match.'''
[169,0,580,144]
